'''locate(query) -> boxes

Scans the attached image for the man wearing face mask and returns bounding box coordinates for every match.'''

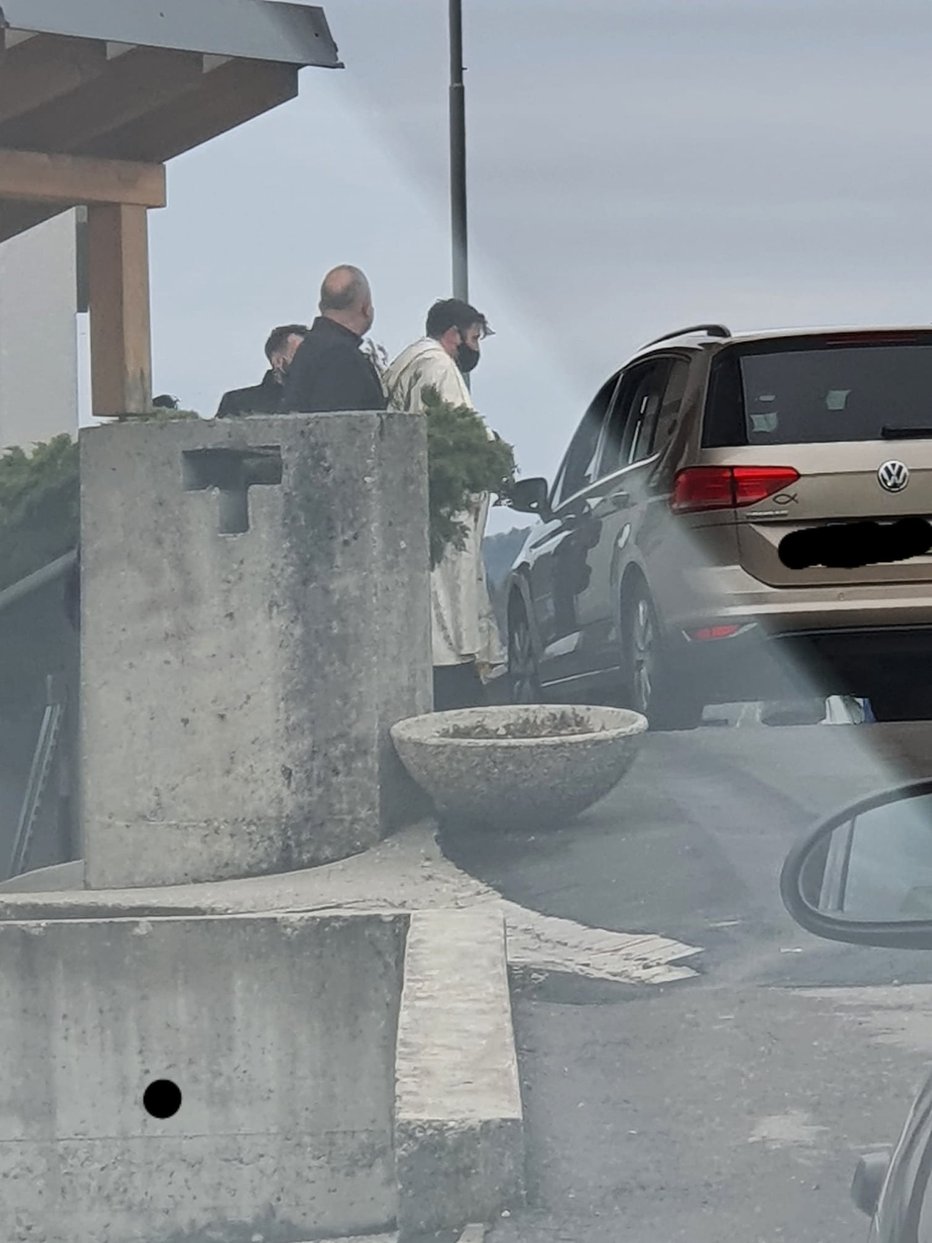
[216,324,308,417]
[384,299,503,710]
[384,298,488,410]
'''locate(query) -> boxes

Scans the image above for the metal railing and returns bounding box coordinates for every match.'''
[9,675,66,878]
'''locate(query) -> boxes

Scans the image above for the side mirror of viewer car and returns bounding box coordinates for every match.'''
[780,779,932,948]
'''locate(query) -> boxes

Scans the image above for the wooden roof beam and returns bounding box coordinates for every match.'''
[87,202,152,416]
[0,46,213,153]
[90,59,298,164]
[0,34,110,125]
[0,148,166,208]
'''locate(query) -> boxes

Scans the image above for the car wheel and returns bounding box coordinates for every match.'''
[623,585,704,730]
[508,602,541,705]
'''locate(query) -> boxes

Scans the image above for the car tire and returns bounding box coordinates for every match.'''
[508,601,542,705]
[622,585,704,730]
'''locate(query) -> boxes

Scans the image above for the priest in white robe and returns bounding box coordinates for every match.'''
[384,299,504,709]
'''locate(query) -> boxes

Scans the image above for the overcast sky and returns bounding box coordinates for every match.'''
[147,0,932,531]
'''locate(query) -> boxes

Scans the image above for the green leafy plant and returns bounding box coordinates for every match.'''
[0,408,200,591]
[0,397,512,590]
[423,386,517,569]
[0,435,79,593]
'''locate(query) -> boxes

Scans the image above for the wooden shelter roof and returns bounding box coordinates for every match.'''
[0,0,341,242]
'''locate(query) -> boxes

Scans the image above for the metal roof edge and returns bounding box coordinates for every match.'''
[0,0,341,68]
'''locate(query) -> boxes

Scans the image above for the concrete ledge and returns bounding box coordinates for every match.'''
[394,909,525,1237]
[0,911,406,1243]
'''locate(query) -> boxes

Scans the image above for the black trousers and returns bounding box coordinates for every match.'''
[433,662,484,712]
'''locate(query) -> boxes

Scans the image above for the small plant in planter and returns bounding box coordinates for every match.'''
[422,385,517,569]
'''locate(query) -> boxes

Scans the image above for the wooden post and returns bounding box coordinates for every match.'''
[87,202,152,416]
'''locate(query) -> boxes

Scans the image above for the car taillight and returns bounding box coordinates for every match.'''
[671,466,800,514]
[688,625,744,641]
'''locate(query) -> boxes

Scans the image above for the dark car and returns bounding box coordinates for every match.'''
[505,323,932,728]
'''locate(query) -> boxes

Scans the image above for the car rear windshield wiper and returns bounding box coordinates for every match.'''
[881,425,932,439]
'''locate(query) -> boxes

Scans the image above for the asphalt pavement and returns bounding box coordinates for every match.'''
[440,720,932,1243]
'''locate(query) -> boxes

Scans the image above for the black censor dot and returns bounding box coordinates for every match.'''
[780,516,932,571]
[143,1079,182,1119]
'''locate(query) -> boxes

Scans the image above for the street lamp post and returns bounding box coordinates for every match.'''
[449,0,468,306]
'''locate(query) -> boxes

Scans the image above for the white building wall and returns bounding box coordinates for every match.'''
[0,211,79,450]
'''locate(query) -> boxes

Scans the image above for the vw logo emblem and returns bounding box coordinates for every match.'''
[878,460,910,493]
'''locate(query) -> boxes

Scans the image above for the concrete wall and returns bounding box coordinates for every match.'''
[0,911,406,1243]
[80,414,432,889]
[0,212,78,449]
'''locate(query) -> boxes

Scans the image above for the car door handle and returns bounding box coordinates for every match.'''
[608,489,631,507]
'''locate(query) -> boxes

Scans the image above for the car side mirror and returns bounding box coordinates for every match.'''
[780,779,932,948]
[508,476,552,519]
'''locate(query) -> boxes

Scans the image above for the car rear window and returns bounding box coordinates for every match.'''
[702,339,932,447]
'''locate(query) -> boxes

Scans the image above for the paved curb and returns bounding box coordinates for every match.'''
[395,909,525,1237]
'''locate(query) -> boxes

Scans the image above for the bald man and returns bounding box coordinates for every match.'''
[281,265,386,414]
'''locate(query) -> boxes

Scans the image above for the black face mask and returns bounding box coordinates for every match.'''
[456,343,481,374]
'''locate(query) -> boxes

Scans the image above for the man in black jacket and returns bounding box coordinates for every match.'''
[281,266,385,414]
[217,324,308,417]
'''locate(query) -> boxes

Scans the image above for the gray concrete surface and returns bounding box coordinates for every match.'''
[0,820,699,986]
[0,909,406,1243]
[0,879,527,1239]
[11,717,932,1240]
[443,720,932,990]
[79,413,431,889]
[395,909,525,1236]
[439,720,932,1243]
[497,981,932,1243]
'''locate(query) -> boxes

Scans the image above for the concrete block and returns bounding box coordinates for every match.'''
[0,911,406,1243]
[394,909,526,1237]
[79,414,431,889]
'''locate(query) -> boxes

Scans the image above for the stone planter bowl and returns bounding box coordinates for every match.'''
[390,704,647,831]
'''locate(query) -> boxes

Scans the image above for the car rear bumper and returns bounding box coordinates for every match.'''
[670,562,932,630]
[659,563,932,701]
[666,621,932,703]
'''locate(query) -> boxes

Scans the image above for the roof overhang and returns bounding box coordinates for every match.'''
[0,0,341,66]
[0,0,341,242]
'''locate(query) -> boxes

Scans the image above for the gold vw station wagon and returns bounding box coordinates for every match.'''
[506,325,932,728]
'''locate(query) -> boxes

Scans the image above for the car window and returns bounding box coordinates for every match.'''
[651,358,690,453]
[630,357,690,465]
[703,340,932,447]
[551,372,622,507]
[599,358,681,477]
